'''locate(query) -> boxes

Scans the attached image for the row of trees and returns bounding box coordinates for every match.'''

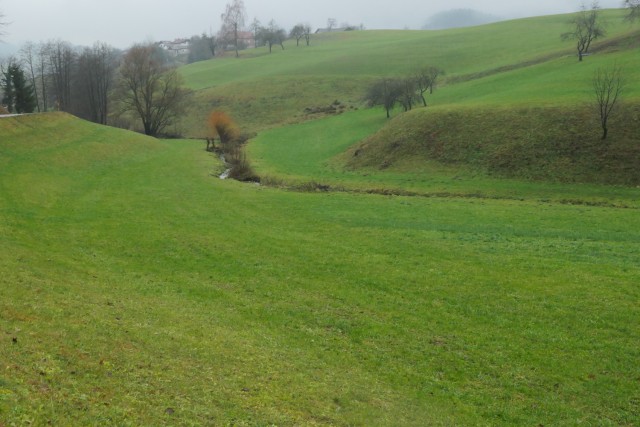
[183,19,310,64]
[218,0,313,56]
[365,67,443,118]
[1,41,117,122]
[0,39,189,136]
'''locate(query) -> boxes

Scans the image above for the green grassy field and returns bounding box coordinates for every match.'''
[2,9,640,426]
[180,9,638,136]
[2,113,639,425]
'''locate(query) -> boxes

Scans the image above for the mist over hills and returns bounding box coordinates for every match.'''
[423,9,504,30]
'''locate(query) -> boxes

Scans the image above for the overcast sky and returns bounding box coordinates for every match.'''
[0,0,624,49]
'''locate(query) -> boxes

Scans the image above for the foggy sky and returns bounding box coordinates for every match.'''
[0,0,624,49]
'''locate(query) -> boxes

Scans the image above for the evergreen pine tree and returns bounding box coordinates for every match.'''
[11,64,36,113]
[1,65,15,112]
[1,64,36,113]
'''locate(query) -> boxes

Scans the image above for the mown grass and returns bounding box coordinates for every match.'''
[2,112,640,425]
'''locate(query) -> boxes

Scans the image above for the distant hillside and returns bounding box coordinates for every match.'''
[180,9,635,138]
[423,9,503,30]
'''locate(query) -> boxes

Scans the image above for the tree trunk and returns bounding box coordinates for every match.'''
[234,23,239,58]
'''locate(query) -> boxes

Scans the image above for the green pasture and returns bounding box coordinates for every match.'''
[2,8,640,426]
[242,9,639,192]
[248,104,640,203]
[2,114,639,425]
[180,9,637,137]
[181,10,632,90]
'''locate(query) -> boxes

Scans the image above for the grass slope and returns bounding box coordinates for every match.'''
[180,9,636,136]
[2,113,640,425]
[240,11,639,189]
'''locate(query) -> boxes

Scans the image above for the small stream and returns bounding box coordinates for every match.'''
[218,154,232,179]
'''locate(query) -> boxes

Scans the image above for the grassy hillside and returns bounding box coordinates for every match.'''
[2,10,640,426]
[2,114,639,425]
[181,9,639,189]
[341,103,640,185]
[248,105,640,205]
[180,9,636,136]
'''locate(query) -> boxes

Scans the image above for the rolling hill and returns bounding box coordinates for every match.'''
[1,9,639,426]
[180,9,639,189]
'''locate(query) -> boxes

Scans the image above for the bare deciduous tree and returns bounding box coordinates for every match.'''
[249,18,261,48]
[117,44,190,136]
[290,24,306,46]
[365,78,403,118]
[425,66,443,95]
[398,78,418,112]
[593,65,623,140]
[19,42,42,112]
[624,0,640,22]
[258,20,286,53]
[414,66,444,107]
[304,24,312,46]
[561,2,606,62]
[220,0,247,57]
[76,42,118,124]
[46,40,76,111]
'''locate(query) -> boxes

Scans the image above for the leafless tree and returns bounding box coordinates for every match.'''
[76,42,118,124]
[259,20,286,53]
[425,66,443,95]
[624,0,640,22]
[290,24,306,46]
[45,40,76,111]
[414,69,431,107]
[561,2,606,62]
[19,42,42,112]
[593,65,623,140]
[220,0,247,57]
[327,18,337,31]
[36,43,50,110]
[398,78,418,112]
[117,43,190,136]
[304,24,312,46]
[365,78,403,118]
[414,66,444,107]
[249,18,261,48]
